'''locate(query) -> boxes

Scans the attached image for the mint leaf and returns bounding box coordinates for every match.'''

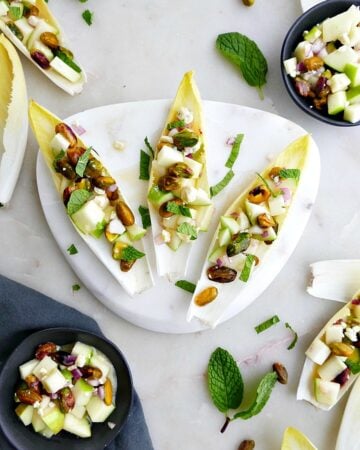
[177,222,197,240]
[210,169,234,198]
[144,136,154,158]
[175,280,196,294]
[167,119,185,131]
[216,33,268,93]
[346,348,360,374]
[72,283,81,292]
[139,150,150,180]
[138,205,151,229]
[173,130,199,150]
[208,348,244,413]
[233,372,277,420]
[91,220,106,238]
[167,201,192,217]
[285,322,298,350]
[52,150,65,170]
[75,147,91,177]
[255,315,280,334]
[279,168,301,183]
[82,9,93,25]
[121,246,145,261]
[67,189,92,216]
[225,133,244,169]
[239,254,256,282]
[55,50,82,73]
[67,244,78,255]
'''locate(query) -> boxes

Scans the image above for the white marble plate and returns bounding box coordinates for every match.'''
[300,0,325,12]
[37,100,318,333]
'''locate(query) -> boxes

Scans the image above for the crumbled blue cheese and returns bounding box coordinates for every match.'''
[345,326,360,342]
[177,107,193,124]
[161,229,171,243]
[107,421,116,430]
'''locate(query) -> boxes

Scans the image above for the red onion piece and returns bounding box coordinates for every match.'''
[295,79,311,97]
[333,368,350,386]
[107,184,118,193]
[220,255,231,267]
[315,76,328,96]
[186,153,193,159]
[262,230,269,238]
[312,38,325,55]
[49,392,58,400]
[63,354,77,366]
[216,258,223,267]
[226,136,235,146]
[352,299,360,305]
[296,62,306,73]
[71,368,82,380]
[97,385,105,400]
[71,123,86,136]
[280,187,292,205]
[88,378,100,387]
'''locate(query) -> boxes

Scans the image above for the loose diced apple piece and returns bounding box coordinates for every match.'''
[344,63,360,87]
[72,342,93,365]
[325,325,344,345]
[86,396,115,422]
[50,57,82,83]
[71,405,86,419]
[209,245,226,263]
[126,223,146,241]
[32,410,46,433]
[347,86,360,104]
[283,57,297,77]
[73,379,93,407]
[323,45,358,72]
[328,73,351,93]
[42,369,67,394]
[63,413,91,438]
[238,211,250,231]
[40,426,54,438]
[269,194,286,216]
[220,216,240,234]
[185,188,211,206]
[245,200,269,225]
[157,145,183,168]
[327,91,347,116]
[294,41,313,62]
[344,104,360,123]
[322,5,360,42]
[89,354,111,380]
[33,356,57,381]
[306,339,331,365]
[15,404,34,426]
[19,359,38,380]
[314,378,340,406]
[184,156,202,178]
[318,355,347,381]
[42,406,64,435]
[218,228,231,247]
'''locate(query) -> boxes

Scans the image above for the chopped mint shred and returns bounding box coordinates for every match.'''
[285,322,298,350]
[255,315,280,334]
[239,254,256,282]
[279,168,301,183]
[225,133,244,169]
[82,9,93,25]
[138,205,151,229]
[67,244,78,255]
[175,280,196,293]
[121,246,145,261]
[75,147,91,177]
[210,169,234,198]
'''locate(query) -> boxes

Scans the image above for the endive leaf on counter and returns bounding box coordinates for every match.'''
[187,134,320,327]
[335,375,360,450]
[147,71,213,281]
[0,35,28,207]
[0,0,86,95]
[29,101,154,296]
[297,289,360,411]
[308,260,360,303]
[281,427,318,450]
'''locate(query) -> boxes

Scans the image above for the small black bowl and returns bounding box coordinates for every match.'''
[0,328,133,450]
[281,0,360,126]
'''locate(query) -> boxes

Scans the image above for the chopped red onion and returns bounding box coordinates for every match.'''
[296,62,306,73]
[63,354,77,366]
[72,123,86,136]
[97,385,105,400]
[220,255,231,267]
[317,48,328,59]
[107,184,118,193]
[280,187,291,205]
[216,258,223,267]
[88,378,100,387]
[185,153,193,159]
[226,136,235,145]
[49,392,58,400]
[333,368,350,386]
[71,368,82,380]
[352,299,360,305]
[312,38,325,55]
[262,230,269,238]
[295,79,311,97]
[315,76,327,95]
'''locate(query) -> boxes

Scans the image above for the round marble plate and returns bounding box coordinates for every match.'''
[37,100,318,333]
[300,0,324,12]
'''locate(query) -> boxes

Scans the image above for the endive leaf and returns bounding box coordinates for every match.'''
[281,427,317,450]
[335,376,360,450]
[187,134,320,327]
[29,100,153,296]
[0,0,86,95]
[0,35,28,207]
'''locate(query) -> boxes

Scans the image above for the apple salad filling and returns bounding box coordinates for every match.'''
[306,298,360,407]
[51,122,147,272]
[15,341,117,439]
[0,0,82,82]
[148,107,211,251]
[202,167,299,289]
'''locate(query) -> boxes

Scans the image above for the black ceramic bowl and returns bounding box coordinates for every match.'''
[281,0,360,126]
[0,328,133,450]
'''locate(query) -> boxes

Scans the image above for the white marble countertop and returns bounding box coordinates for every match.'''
[1,0,360,449]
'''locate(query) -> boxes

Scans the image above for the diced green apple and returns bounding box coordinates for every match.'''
[50,57,82,82]
[283,57,297,77]
[157,145,183,168]
[322,5,360,42]
[73,379,93,407]
[325,325,344,345]
[168,230,182,251]
[238,211,250,231]
[42,406,65,435]
[323,45,358,72]
[19,359,38,380]
[71,405,86,420]
[347,86,360,104]
[42,369,67,394]
[218,227,232,247]
[117,232,133,245]
[344,63,360,87]
[14,18,33,44]
[0,1,9,16]
[8,2,24,21]
[344,104,360,123]
[148,185,174,207]
[249,225,277,241]
[196,204,214,232]
[71,200,106,235]
[162,214,178,229]
[32,410,46,433]
[306,339,331,365]
[245,200,269,225]
[228,253,246,271]
[348,25,360,47]
[72,342,93,364]
[63,413,91,438]
[186,188,211,206]
[50,133,71,155]
[126,223,146,241]
[209,245,226,263]
[61,369,72,382]
[86,396,115,422]
[40,426,54,438]
[220,216,240,234]
[314,378,340,406]
[328,73,351,93]
[269,195,286,216]
[304,25,322,43]
[33,356,57,381]
[317,355,347,381]
[15,404,34,426]
[327,91,347,115]
[294,41,312,62]
[183,156,202,178]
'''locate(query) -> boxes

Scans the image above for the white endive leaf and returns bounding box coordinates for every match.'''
[0,0,86,95]
[335,376,360,450]
[0,35,28,207]
[29,101,153,296]
[281,427,318,450]
[308,260,360,303]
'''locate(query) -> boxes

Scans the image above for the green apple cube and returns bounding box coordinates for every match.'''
[294,41,312,62]
[71,200,106,235]
[33,356,57,381]
[89,354,110,379]
[148,186,174,207]
[8,2,23,20]
[42,369,67,394]
[0,1,9,16]
[323,45,358,72]
[50,133,71,155]
[218,227,231,247]
[306,339,331,365]
[347,85,360,104]
[327,91,347,115]
[32,410,46,433]
[15,404,34,426]
[72,342,93,361]
[318,355,347,381]
[349,25,360,47]
[19,359,38,380]
[209,245,226,263]
[61,369,73,382]
[196,204,214,232]
[244,200,269,225]
[40,426,54,439]
[162,215,178,229]
[73,379,93,406]
[183,156,202,178]
[328,73,351,93]
[283,57,297,78]
[126,223,146,241]
[228,253,246,271]
[157,145,183,168]
[314,378,340,406]
[249,225,276,241]
[344,63,360,87]
[269,195,286,216]
[50,57,82,83]
[322,5,360,42]
[71,405,86,419]
[168,231,181,251]
[63,413,91,438]
[14,18,33,44]
[86,396,115,422]
[187,188,211,206]
[304,25,322,43]
[220,216,240,234]
[117,231,133,245]
[42,406,65,435]
[238,211,250,231]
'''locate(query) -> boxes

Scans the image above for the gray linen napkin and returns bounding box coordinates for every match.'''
[0,275,154,450]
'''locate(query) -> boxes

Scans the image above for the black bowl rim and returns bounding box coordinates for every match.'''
[0,327,134,449]
[280,0,360,127]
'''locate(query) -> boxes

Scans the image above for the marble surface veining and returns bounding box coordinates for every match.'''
[1,0,360,449]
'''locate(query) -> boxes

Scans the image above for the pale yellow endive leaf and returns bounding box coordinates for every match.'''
[281,427,317,450]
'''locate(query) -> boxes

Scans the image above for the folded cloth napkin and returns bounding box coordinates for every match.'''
[0,275,154,450]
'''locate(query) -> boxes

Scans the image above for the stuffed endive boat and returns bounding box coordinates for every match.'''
[147,71,213,280]
[297,290,360,410]
[0,34,27,207]
[187,135,320,327]
[29,101,153,296]
[0,0,86,95]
